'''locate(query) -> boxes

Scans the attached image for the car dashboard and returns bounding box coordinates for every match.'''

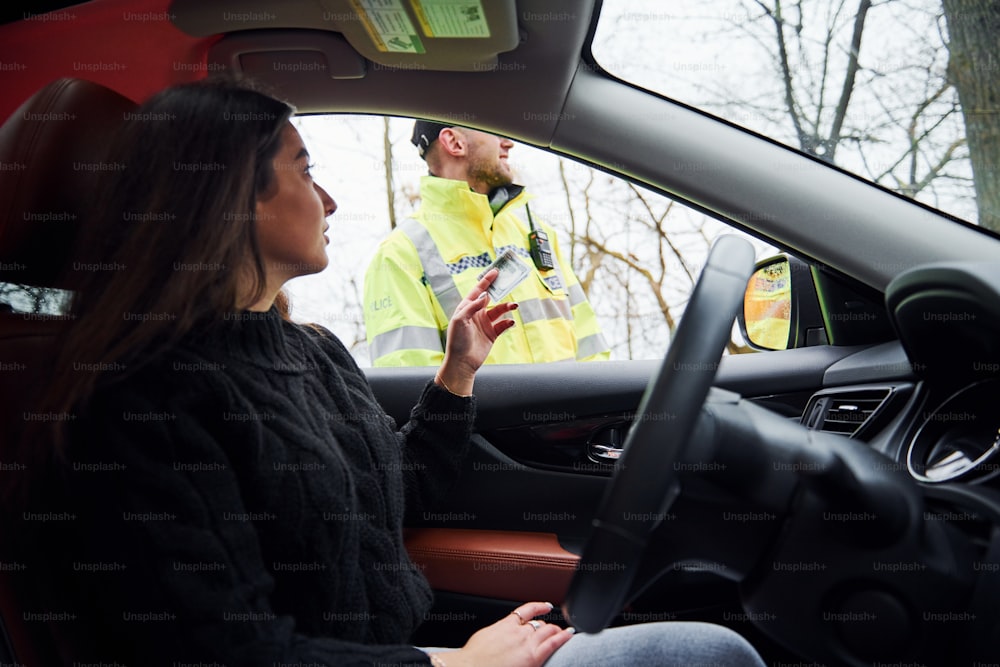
[367,259,1000,665]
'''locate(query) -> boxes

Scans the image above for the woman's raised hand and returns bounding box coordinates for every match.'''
[435,268,518,396]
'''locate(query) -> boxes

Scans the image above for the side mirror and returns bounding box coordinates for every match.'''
[739,255,828,350]
[741,257,792,350]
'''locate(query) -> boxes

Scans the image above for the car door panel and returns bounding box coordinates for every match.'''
[367,343,874,430]
[371,343,910,612]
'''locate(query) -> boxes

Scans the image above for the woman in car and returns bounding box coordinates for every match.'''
[21,78,765,667]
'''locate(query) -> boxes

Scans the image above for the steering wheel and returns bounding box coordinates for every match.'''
[563,235,756,633]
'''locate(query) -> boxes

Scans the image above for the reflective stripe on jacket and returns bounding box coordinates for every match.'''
[363,176,610,366]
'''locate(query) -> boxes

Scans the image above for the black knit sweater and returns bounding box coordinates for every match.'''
[29,308,474,666]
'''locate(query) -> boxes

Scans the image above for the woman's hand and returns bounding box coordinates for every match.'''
[437,602,575,667]
[435,269,518,396]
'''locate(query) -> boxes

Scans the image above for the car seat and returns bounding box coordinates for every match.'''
[0,77,136,667]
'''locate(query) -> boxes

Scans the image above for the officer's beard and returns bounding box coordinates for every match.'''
[468,155,514,191]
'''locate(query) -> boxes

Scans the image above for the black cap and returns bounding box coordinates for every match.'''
[411,120,452,159]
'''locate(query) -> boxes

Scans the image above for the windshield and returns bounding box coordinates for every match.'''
[592,0,996,230]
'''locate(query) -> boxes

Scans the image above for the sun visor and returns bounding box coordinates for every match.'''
[207,30,367,80]
[171,0,521,72]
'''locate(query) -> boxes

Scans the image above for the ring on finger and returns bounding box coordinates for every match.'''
[528,620,543,631]
[511,610,524,624]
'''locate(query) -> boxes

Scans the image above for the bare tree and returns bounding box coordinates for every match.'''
[539,159,759,358]
[382,117,398,230]
[940,0,1000,230]
[756,0,872,162]
[595,1,976,221]
[741,0,970,203]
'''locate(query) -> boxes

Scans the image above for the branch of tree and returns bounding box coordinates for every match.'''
[826,0,872,162]
[757,0,810,151]
[576,233,676,332]
[626,183,695,286]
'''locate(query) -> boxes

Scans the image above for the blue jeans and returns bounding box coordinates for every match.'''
[424,621,766,667]
[543,622,766,667]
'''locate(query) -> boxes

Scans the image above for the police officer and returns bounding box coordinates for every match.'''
[363,121,609,366]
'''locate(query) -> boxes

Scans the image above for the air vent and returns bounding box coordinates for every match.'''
[802,388,893,437]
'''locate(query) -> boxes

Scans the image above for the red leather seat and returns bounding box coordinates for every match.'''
[0,77,136,667]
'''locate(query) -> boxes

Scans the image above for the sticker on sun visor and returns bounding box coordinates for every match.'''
[349,0,426,53]
[410,0,490,38]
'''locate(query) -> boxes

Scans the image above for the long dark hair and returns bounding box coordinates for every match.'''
[31,78,294,453]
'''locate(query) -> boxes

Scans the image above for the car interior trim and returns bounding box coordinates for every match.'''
[404,528,580,604]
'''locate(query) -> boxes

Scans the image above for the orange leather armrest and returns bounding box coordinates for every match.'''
[404,528,580,604]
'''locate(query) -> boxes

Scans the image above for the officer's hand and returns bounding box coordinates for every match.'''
[435,269,517,396]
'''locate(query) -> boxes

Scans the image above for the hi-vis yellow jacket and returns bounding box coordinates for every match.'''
[363,176,610,367]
